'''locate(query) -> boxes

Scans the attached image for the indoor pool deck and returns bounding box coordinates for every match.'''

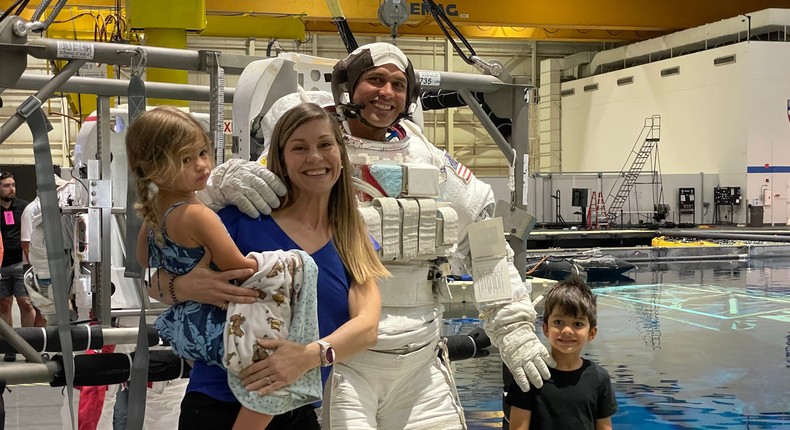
[452,258,790,429]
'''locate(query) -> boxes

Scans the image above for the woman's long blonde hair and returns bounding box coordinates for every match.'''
[267,103,389,284]
[125,106,213,245]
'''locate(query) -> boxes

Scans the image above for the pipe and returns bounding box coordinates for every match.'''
[624,254,749,263]
[0,59,84,144]
[0,361,60,385]
[13,73,236,103]
[24,38,202,71]
[458,88,514,165]
[0,326,160,353]
[111,308,165,318]
[659,230,790,243]
[418,70,510,93]
[0,319,44,364]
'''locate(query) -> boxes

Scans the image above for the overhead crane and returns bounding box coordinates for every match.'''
[6,0,790,43]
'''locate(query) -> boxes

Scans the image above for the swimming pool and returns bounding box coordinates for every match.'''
[451,258,790,429]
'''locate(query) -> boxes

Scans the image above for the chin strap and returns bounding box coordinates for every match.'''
[337,101,415,131]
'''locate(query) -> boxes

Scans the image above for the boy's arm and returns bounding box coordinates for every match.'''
[595,416,613,430]
[509,406,531,430]
[232,406,273,430]
[189,205,258,274]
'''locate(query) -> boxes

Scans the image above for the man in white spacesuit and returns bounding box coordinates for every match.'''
[176,42,552,429]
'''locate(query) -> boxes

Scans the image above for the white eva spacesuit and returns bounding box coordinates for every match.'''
[202,43,552,430]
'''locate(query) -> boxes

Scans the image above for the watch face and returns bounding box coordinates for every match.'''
[326,347,336,364]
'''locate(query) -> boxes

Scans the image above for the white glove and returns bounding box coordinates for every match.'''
[483,297,554,392]
[196,159,287,217]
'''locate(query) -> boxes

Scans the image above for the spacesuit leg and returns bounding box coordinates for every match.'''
[328,339,465,430]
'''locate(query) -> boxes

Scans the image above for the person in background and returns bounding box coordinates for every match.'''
[0,171,32,361]
[20,174,75,325]
[506,275,617,430]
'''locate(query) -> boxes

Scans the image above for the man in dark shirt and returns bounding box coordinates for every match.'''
[0,172,33,340]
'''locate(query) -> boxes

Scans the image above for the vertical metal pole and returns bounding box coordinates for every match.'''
[94,96,113,327]
[445,38,454,155]
[207,51,225,163]
[507,77,532,280]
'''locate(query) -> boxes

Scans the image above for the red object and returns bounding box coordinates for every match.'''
[357,165,387,201]
[76,344,115,430]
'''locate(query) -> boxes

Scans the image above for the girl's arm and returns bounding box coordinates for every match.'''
[509,406,531,430]
[186,205,258,275]
[239,277,382,395]
[595,416,613,430]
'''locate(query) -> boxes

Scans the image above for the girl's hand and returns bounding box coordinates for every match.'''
[172,249,258,308]
[239,338,315,396]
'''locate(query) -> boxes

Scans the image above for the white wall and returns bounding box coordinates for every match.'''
[560,41,790,224]
[742,42,790,224]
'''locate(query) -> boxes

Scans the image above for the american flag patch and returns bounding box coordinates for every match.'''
[444,152,473,184]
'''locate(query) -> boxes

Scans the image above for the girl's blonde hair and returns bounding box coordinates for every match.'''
[267,102,389,284]
[125,106,213,245]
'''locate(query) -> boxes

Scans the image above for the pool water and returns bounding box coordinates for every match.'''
[450,258,790,429]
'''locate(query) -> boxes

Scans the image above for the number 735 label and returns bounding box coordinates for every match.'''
[418,72,441,87]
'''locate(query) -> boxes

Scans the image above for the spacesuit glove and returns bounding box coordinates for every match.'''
[483,299,554,392]
[196,159,287,217]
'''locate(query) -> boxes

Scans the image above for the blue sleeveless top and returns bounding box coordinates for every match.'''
[147,202,205,274]
[186,207,352,405]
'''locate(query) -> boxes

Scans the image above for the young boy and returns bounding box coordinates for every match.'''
[506,275,617,430]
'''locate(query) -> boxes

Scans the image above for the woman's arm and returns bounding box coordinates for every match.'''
[322,277,382,361]
[239,277,382,395]
[147,248,258,307]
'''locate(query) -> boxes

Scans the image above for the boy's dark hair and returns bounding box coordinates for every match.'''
[542,274,597,328]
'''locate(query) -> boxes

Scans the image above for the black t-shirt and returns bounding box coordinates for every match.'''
[1,197,29,266]
[506,358,618,430]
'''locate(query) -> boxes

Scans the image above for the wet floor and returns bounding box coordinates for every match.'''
[452,258,790,429]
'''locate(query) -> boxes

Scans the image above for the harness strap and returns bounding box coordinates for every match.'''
[28,101,77,429]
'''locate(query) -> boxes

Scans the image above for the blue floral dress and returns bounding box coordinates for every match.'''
[150,202,227,366]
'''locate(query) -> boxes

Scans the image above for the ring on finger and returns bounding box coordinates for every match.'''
[221,301,228,311]
[263,376,272,386]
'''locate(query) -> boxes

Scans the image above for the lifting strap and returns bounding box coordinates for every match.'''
[124,51,151,430]
[25,99,77,429]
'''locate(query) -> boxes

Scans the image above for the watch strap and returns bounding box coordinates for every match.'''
[316,339,334,367]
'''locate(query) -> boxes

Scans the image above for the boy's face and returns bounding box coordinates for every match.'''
[542,307,597,357]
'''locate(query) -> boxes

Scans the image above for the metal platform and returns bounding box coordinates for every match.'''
[527,226,790,250]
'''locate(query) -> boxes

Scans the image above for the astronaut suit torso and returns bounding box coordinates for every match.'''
[346,120,493,351]
[326,119,494,430]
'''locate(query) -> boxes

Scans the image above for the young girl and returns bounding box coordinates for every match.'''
[126,106,320,430]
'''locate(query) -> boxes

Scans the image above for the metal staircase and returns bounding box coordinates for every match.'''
[607,115,661,225]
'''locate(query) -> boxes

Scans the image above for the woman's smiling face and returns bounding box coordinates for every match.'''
[281,117,343,197]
